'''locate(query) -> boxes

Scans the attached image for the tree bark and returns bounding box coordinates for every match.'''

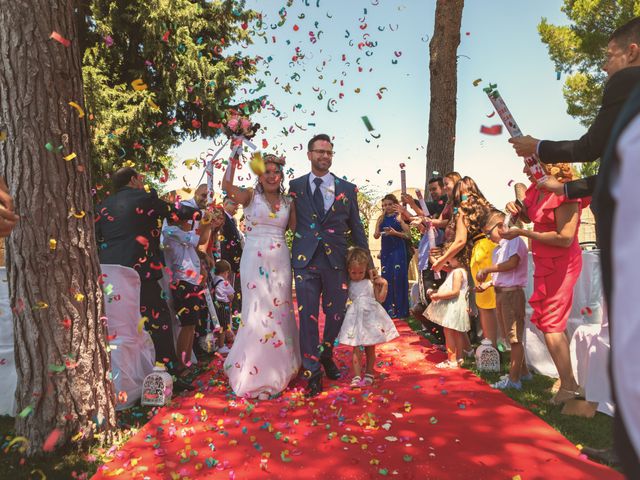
[427,0,464,188]
[0,0,115,454]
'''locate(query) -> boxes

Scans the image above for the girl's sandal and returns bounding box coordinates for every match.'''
[350,376,362,388]
[363,373,374,386]
[435,360,459,369]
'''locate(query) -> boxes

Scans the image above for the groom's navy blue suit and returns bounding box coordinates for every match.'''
[290,173,369,376]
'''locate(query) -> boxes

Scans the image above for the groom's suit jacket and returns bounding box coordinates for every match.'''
[289,173,368,270]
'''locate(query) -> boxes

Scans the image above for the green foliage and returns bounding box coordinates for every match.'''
[409,225,422,248]
[356,184,382,239]
[78,0,263,190]
[538,1,640,178]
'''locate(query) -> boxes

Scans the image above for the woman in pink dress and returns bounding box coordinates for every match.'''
[503,163,588,405]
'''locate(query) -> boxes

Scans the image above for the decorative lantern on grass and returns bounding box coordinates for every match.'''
[141,364,173,406]
[476,339,500,372]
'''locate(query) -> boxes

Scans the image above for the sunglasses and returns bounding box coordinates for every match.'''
[484,222,503,239]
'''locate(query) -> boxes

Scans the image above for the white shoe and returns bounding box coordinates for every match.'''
[218,346,231,355]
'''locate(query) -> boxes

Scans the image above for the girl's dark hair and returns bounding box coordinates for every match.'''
[450,177,494,235]
[443,171,462,206]
[382,193,399,204]
[451,176,485,206]
[346,247,372,279]
[485,209,506,229]
[442,241,471,269]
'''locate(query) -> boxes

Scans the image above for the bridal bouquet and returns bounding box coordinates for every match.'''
[222,114,260,140]
[222,113,260,166]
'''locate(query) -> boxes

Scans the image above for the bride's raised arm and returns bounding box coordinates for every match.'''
[221,156,253,207]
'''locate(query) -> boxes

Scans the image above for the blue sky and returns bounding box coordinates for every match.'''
[172,0,586,210]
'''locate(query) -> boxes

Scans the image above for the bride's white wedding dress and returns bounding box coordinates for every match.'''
[224,191,301,398]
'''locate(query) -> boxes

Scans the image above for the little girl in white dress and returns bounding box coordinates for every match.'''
[337,247,399,387]
[426,245,470,369]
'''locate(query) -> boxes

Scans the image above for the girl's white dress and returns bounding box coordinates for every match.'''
[336,280,400,346]
[224,191,301,398]
[425,268,470,332]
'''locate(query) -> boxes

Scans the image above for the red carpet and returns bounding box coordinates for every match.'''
[93,322,620,480]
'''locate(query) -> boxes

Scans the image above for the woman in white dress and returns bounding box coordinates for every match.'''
[221,153,300,399]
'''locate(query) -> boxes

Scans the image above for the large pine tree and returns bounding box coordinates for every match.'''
[79,0,262,191]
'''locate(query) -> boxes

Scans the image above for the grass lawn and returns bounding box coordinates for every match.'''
[403,316,615,453]
[0,402,158,479]
[0,319,616,478]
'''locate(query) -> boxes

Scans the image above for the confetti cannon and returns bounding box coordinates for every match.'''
[483,83,548,183]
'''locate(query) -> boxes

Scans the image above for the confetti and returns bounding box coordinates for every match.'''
[361,116,374,132]
[480,125,503,135]
[18,405,33,418]
[472,78,482,86]
[4,436,29,453]
[43,428,62,452]
[68,101,85,118]
[249,152,266,175]
[50,31,71,47]
[137,316,148,333]
[131,78,148,91]
[63,152,77,161]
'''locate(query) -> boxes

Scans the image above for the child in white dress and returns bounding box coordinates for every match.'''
[426,244,471,369]
[337,247,400,387]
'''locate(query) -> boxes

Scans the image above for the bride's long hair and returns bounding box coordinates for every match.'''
[255,154,286,195]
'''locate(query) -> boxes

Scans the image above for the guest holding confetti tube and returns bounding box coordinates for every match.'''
[504,163,586,405]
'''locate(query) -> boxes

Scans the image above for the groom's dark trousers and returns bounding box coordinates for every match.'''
[294,246,348,377]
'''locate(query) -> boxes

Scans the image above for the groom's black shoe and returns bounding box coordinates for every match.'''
[305,374,323,398]
[174,377,196,393]
[320,357,342,380]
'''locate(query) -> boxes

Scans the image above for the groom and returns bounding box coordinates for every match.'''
[290,133,380,397]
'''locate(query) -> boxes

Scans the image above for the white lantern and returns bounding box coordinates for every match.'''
[475,339,500,372]
[141,365,173,406]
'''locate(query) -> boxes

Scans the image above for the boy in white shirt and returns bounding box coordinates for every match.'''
[162,204,213,375]
[476,210,531,390]
[211,259,236,354]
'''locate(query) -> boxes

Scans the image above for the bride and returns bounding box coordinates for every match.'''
[221,153,301,399]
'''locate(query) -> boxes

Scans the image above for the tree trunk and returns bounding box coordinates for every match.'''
[426,0,464,188]
[0,0,115,454]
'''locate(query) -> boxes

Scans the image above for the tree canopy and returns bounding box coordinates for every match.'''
[79,0,264,192]
[538,0,640,176]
